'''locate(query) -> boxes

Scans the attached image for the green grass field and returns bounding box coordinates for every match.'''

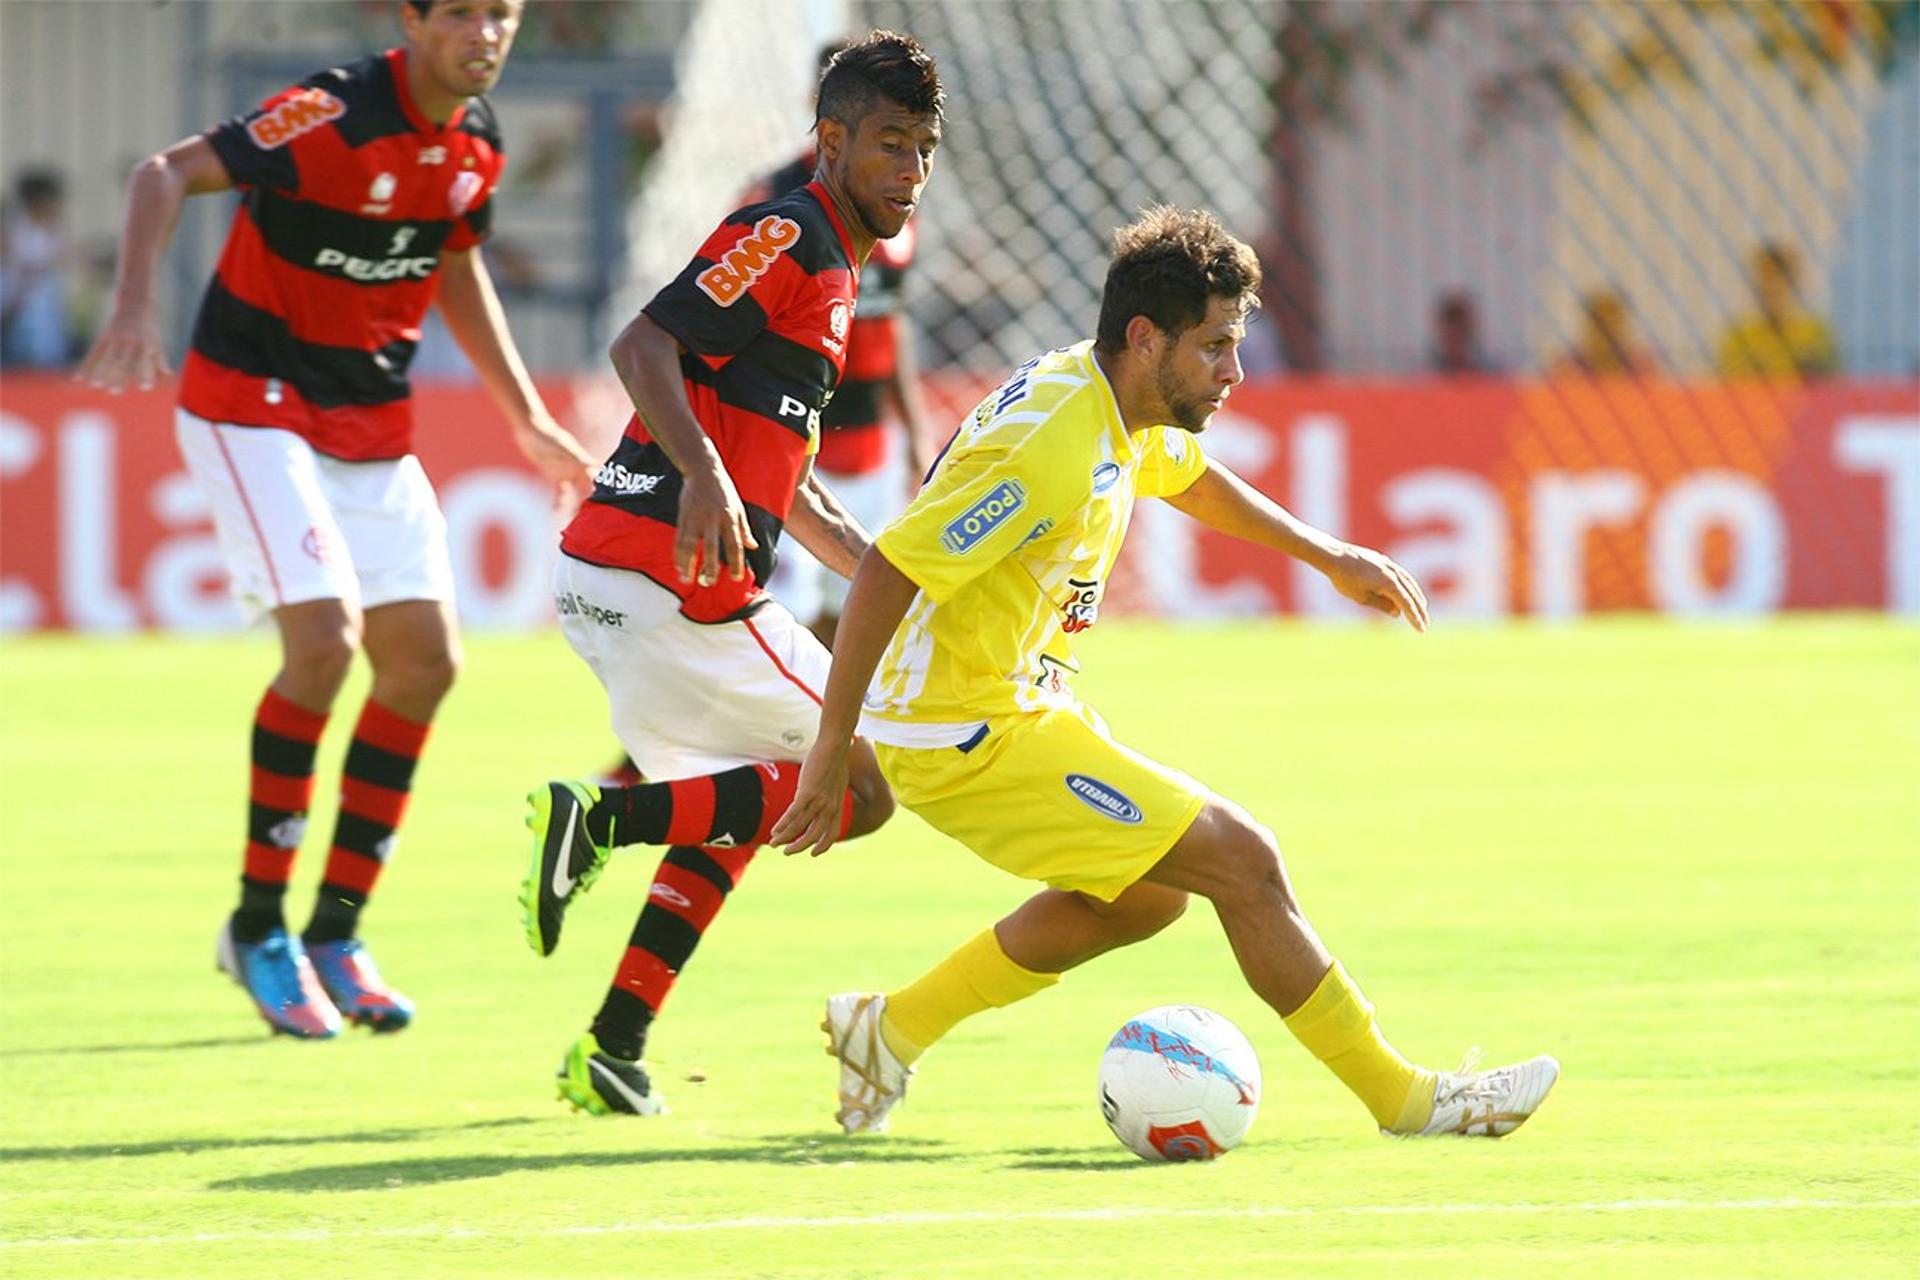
[2,618,1916,1278]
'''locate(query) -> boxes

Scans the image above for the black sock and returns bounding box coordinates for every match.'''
[589,845,751,1059]
[586,764,794,849]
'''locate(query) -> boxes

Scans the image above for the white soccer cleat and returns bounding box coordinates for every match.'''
[1395,1050,1560,1138]
[822,992,912,1134]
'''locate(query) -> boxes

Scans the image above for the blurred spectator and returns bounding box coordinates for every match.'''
[1430,289,1494,375]
[1716,241,1839,378]
[1555,288,1657,377]
[0,168,72,367]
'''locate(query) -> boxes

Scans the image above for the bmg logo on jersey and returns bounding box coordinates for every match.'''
[697,215,801,307]
[940,479,1026,554]
[246,88,344,149]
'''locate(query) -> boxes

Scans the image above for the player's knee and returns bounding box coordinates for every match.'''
[400,647,461,704]
[285,624,360,691]
[1204,807,1294,906]
[1093,883,1188,942]
[844,774,895,838]
[1126,886,1189,939]
[370,638,460,712]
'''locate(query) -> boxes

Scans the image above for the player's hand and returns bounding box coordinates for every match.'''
[75,307,170,393]
[1324,543,1429,632]
[771,740,850,857]
[512,413,596,508]
[675,470,757,588]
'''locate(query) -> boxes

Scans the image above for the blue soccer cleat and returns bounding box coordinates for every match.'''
[308,938,414,1032]
[215,920,341,1039]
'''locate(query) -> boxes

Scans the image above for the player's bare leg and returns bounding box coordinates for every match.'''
[269,597,363,712]
[299,598,457,1030]
[1144,798,1558,1136]
[359,598,461,724]
[1140,798,1333,1014]
[992,884,1188,975]
[217,597,362,1038]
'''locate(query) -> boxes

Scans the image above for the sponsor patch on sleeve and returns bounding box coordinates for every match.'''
[245,88,345,149]
[940,479,1027,554]
[696,215,802,307]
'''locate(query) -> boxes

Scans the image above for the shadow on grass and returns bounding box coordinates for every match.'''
[1004,1144,1157,1172]
[211,1133,958,1192]
[1,1117,541,1163]
[0,1034,269,1059]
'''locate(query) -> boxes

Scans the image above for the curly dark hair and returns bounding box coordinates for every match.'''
[1095,206,1262,353]
[815,29,945,129]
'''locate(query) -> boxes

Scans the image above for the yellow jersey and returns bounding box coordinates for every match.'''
[859,340,1207,746]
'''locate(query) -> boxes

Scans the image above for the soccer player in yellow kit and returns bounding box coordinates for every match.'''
[773,206,1559,1140]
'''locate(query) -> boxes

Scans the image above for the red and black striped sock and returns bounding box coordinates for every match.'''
[303,700,430,946]
[586,762,850,850]
[591,844,757,1060]
[233,688,329,944]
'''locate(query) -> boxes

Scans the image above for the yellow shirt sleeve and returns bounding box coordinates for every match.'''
[877,440,1083,604]
[1134,426,1208,498]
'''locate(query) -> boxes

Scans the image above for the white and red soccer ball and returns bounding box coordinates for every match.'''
[1098,1005,1261,1161]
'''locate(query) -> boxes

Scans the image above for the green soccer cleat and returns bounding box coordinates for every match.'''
[555,1032,666,1116]
[519,781,613,957]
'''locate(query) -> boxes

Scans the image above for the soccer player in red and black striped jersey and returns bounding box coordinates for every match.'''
[520,31,945,1117]
[78,0,595,1040]
[755,41,937,649]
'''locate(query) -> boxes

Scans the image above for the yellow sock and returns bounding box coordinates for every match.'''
[1282,960,1436,1131]
[880,928,1061,1066]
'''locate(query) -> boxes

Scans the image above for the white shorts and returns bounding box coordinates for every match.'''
[767,456,907,621]
[554,553,831,781]
[175,410,454,623]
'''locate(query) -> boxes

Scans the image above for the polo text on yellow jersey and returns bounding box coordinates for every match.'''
[859,340,1208,746]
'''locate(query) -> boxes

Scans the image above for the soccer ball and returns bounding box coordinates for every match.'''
[1098,1004,1261,1162]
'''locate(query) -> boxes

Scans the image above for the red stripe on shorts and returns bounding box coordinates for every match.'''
[743,617,823,706]
[208,422,285,606]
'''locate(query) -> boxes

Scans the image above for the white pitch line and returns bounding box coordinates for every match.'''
[5,1197,1918,1250]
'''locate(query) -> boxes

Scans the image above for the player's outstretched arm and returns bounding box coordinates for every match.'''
[607,312,756,586]
[436,247,595,498]
[77,136,232,393]
[771,547,919,856]
[785,466,872,579]
[1165,458,1429,632]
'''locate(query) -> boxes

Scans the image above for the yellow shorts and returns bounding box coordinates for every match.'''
[875,703,1210,902]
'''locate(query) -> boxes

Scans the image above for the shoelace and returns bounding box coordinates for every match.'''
[835,999,908,1123]
[837,1001,892,1099]
[1435,1047,1511,1108]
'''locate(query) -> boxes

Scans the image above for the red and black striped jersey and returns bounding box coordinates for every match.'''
[561,180,860,623]
[178,48,504,461]
[758,151,915,474]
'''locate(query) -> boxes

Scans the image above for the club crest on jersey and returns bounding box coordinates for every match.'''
[448,170,484,216]
[246,88,344,149]
[824,298,853,355]
[362,172,398,214]
[697,215,801,307]
[940,479,1026,554]
[1091,461,1122,494]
